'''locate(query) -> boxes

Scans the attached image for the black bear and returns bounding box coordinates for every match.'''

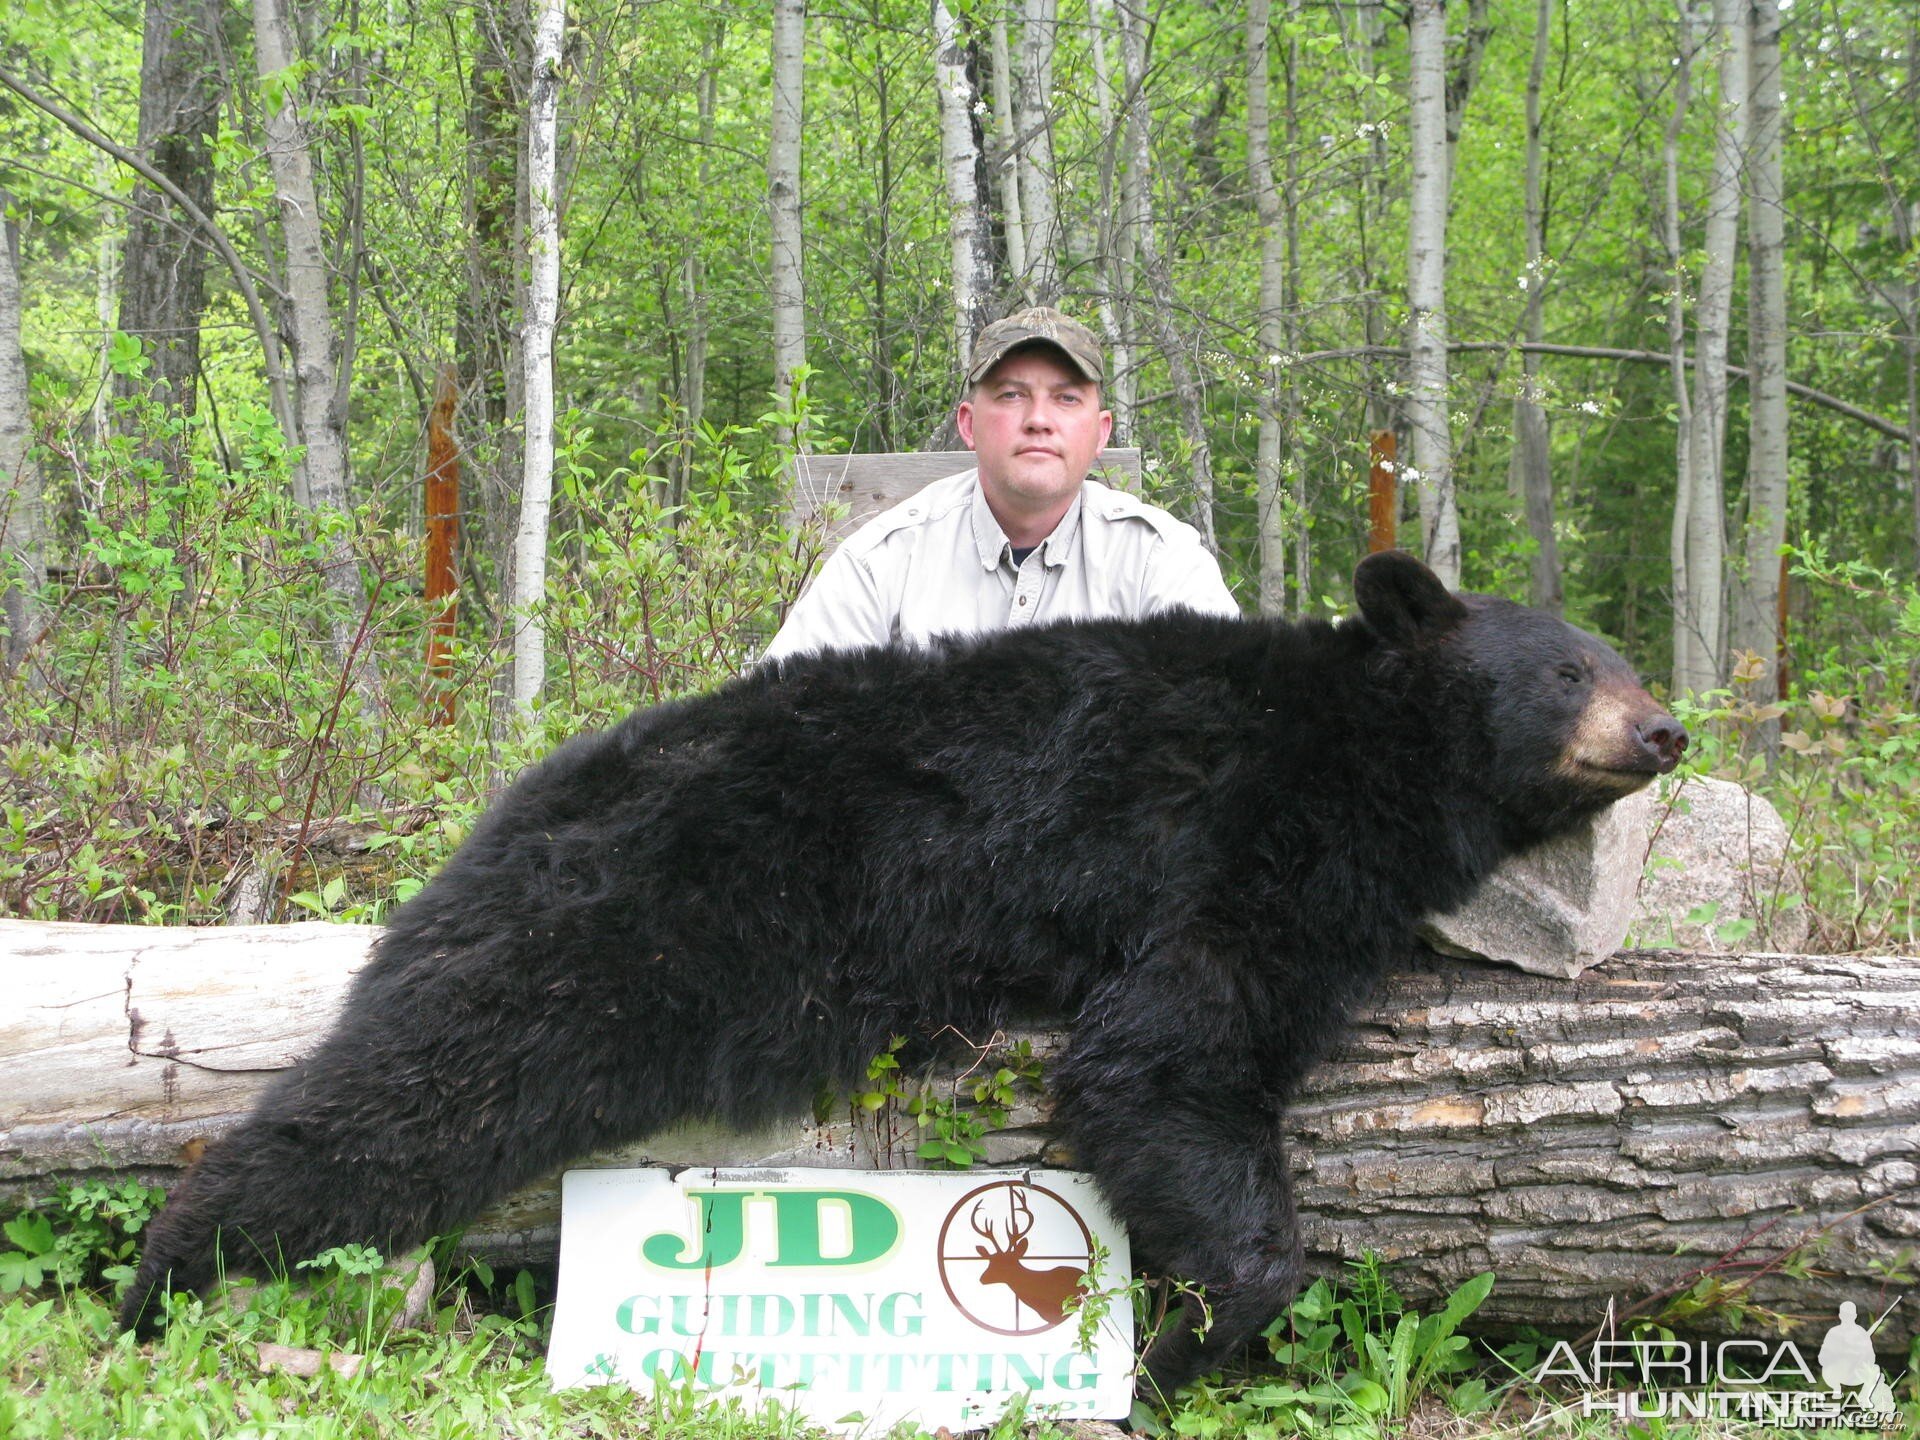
[122,551,1684,1395]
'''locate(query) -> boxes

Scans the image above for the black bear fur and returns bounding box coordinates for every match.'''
[121,551,1685,1396]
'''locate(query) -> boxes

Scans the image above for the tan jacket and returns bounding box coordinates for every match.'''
[761,468,1239,664]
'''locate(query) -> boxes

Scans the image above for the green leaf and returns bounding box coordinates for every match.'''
[3,1213,53,1255]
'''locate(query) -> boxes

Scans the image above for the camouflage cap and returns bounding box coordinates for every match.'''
[965,306,1105,386]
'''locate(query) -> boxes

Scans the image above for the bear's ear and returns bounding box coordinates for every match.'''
[1353,550,1469,645]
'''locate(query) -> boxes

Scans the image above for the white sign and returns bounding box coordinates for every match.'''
[548,1167,1135,1431]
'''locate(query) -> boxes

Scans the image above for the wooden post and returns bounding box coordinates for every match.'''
[1368,429,1398,553]
[425,364,459,725]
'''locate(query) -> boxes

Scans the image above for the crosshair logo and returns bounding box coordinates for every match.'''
[936,1180,1093,1336]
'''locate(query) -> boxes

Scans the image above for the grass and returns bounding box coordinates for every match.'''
[2,1259,1912,1439]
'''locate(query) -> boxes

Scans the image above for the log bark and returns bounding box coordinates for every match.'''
[2,921,1913,1350]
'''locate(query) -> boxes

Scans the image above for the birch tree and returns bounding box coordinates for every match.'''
[770,0,808,449]
[1012,0,1061,305]
[1663,0,1698,696]
[989,14,1027,288]
[934,0,993,373]
[1511,0,1562,614]
[1733,0,1788,702]
[252,0,379,698]
[1118,0,1214,549]
[513,0,565,710]
[0,194,46,674]
[1405,0,1458,586]
[1086,0,1134,439]
[1677,0,1749,693]
[1282,0,1307,611]
[1247,0,1289,613]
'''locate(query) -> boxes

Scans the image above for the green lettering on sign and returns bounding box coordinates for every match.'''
[768,1190,901,1266]
[639,1188,902,1271]
[641,1189,748,1269]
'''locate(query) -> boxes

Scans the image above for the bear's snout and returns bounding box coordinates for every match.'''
[1636,714,1688,772]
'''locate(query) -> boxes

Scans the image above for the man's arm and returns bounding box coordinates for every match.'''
[758,542,893,664]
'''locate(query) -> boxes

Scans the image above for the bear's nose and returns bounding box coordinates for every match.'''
[1638,715,1688,771]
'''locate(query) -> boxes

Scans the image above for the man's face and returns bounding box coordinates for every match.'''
[956,347,1114,525]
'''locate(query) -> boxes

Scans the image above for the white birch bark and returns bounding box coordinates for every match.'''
[1678,0,1749,694]
[512,0,565,711]
[1350,0,1393,439]
[1087,0,1134,439]
[769,0,808,451]
[253,0,380,701]
[1012,0,1060,305]
[1665,0,1698,693]
[1119,0,1214,549]
[934,0,992,372]
[0,199,46,674]
[1406,0,1458,586]
[1247,0,1288,614]
[1733,0,1787,700]
[990,14,1027,289]
[1284,0,1307,612]
[1511,0,1561,614]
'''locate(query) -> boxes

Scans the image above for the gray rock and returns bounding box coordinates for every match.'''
[1421,776,1810,976]
[1419,789,1655,979]
[1630,774,1809,950]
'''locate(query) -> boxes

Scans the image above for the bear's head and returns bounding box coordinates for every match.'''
[1354,549,1687,840]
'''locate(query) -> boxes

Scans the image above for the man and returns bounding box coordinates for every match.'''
[760,307,1237,663]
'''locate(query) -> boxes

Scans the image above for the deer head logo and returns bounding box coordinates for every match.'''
[937,1181,1092,1335]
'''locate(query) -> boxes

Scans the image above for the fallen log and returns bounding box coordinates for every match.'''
[2,919,1914,1352]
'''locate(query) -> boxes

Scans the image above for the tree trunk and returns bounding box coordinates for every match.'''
[1012,0,1060,306]
[1442,0,1493,196]
[0,197,46,675]
[1247,0,1287,614]
[770,0,808,452]
[1678,0,1749,696]
[116,0,223,436]
[675,24,720,508]
[1118,0,1214,550]
[1665,0,1698,695]
[1733,0,1788,713]
[935,0,994,377]
[1406,0,1457,586]
[1283,0,1307,614]
[4,920,1914,1352]
[457,0,523,611]
[1511,0,1561,615]
[512,0,564,712]
[252,0,382,708]
[1351,0,1397,445]
[988,13,1027,291]
[1087,0,1134,441]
